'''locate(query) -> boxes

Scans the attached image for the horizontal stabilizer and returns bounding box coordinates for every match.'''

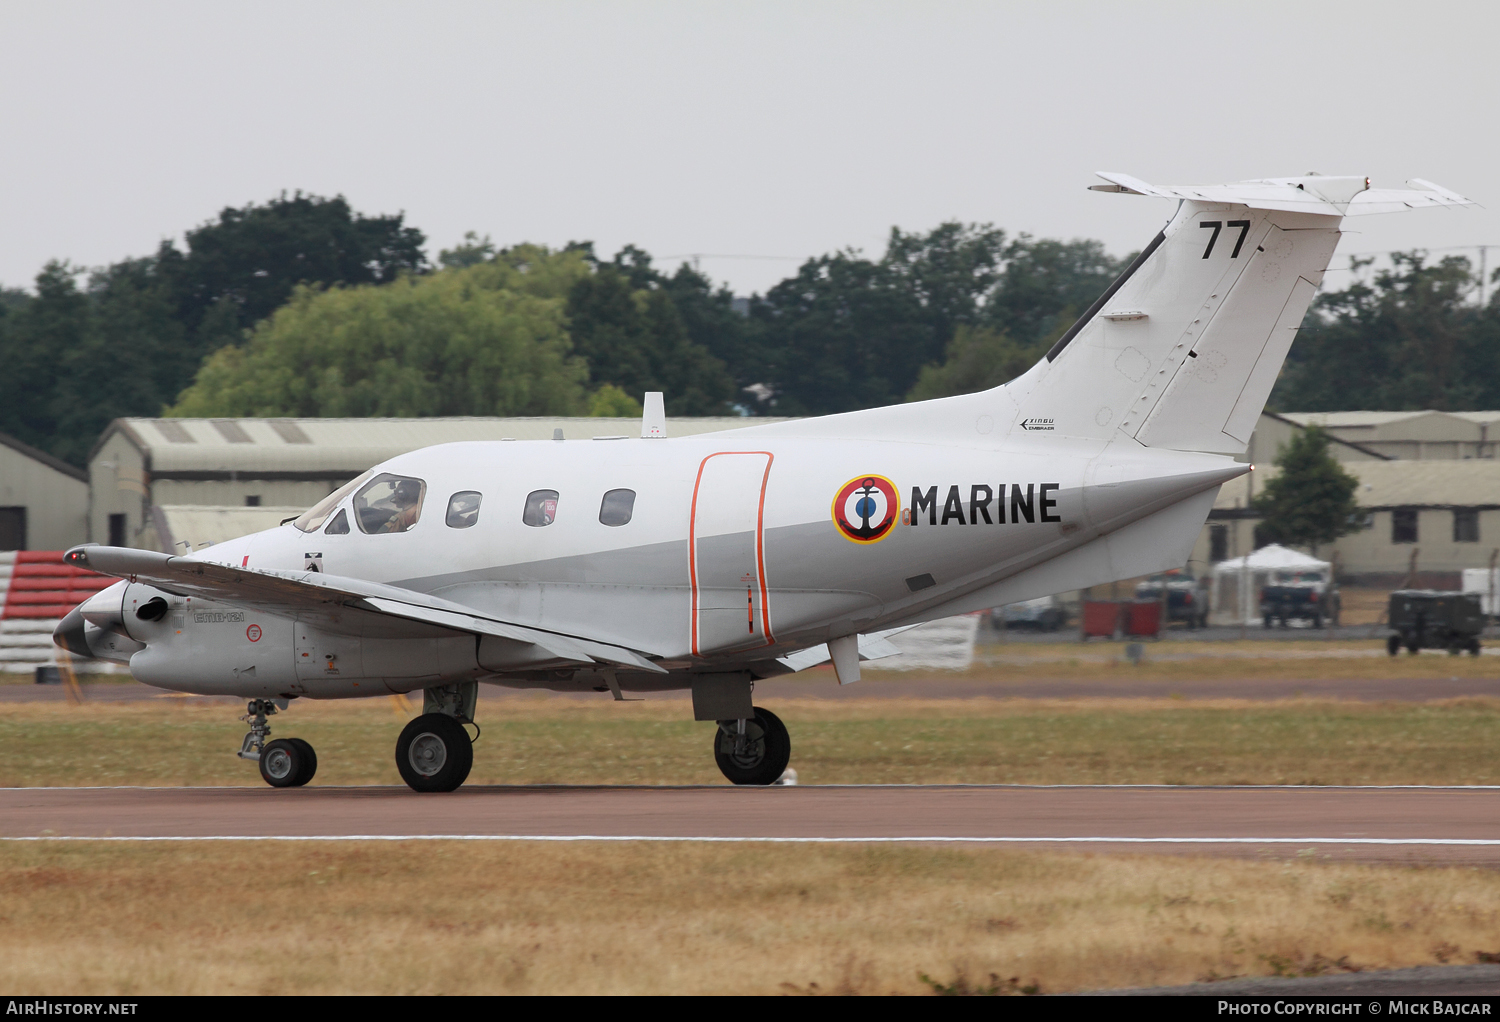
[1090,172,1473,216]
[62,545,664,673]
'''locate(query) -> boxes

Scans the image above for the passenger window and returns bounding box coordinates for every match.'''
[293,470,373,533]
[323,508,350,535]
[353,473,427,534]
[523,489,559,527]
[446,491,482,529]
[598,488,635,527]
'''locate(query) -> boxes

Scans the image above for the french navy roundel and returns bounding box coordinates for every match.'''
[832,475,899,544]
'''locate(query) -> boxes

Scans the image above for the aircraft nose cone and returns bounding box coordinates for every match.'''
[54,606,94,660]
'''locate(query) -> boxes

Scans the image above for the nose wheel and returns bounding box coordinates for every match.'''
[259,738,318,788]
[238,699,317,788]
[713,706,790,785]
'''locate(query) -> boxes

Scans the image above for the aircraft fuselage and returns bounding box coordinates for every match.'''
[89,432,1242,698]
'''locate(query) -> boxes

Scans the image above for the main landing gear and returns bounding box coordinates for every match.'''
[396,714,474,792]
[395,682,478,793]
[713,706,791,785]
[238,699,318,788]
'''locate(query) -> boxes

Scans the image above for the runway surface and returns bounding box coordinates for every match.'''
[5,784,1500,863]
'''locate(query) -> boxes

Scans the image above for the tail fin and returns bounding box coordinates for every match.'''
[1008,173,1473,455]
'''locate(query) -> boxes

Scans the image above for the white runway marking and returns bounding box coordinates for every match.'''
[5,834,1500,845]
[5,783,1500,791]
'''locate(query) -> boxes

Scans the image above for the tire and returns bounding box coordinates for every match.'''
[1313,613,1323,629]
[713,706,791,786]
[396,713,474,793]
[1407,644,1420,655]
[259,738,311,789]
[1262,616,1273,629]
[287,737,317,786]
[1470,639,1482,656]
[1387,635,1400,657]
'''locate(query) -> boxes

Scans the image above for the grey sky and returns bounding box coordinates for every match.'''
[2,1,1497,297]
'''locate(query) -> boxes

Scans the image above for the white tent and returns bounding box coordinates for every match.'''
[1209,544,1332,626]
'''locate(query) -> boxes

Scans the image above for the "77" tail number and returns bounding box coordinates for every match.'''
[1200,220,1251,259]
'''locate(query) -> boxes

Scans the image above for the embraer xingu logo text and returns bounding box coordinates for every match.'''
[906,483,1062,526]
[832,475,900,544]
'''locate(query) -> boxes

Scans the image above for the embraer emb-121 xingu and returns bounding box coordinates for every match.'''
[56,173,1471,791]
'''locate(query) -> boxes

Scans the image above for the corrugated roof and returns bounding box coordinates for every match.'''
[1280,411,1436,428]
[1346,460,1500,507]
[103,416,793,473]
[1215,459,1500,510]
[154,505,306,551]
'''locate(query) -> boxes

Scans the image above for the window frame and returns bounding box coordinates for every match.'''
[293,470,374,534]
[598,488,636,527]
[353,473,428,535]
[1454,508,1480,543]
[1391,507,1419,545]
[523,489,560,528]
[445,491,484,530]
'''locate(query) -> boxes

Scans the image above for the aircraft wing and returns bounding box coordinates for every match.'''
[63,545,665,674]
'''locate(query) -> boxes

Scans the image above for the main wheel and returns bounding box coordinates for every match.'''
[396,713,473,793]
[713,706,791,786]
[1470,639,1482,656]
[288,738,318,785]
[259,738,314,788]
[1387,634,1400,657]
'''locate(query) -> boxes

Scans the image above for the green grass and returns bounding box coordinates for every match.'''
[3,695,1499,787]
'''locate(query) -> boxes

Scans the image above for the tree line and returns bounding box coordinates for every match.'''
[2,191,1496,468]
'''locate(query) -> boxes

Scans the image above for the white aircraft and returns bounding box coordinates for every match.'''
[56,173,1471,792]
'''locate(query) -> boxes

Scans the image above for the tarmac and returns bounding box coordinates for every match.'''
[5,784,1500,866]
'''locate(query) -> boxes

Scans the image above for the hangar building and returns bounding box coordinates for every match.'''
[0,431,88,551]
[1193,411,1500,587]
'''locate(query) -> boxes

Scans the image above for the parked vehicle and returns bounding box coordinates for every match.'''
[1386,590,1482,656]
[998,595,1069,632]
[1259,568,1340,628]
[1133,571,1208,629]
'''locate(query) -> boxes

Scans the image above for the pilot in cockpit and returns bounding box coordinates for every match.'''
[379,480,423,533]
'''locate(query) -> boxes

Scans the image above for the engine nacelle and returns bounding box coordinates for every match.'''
[62,582,481,699]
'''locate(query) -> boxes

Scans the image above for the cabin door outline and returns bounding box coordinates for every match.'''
[688,451,775,656]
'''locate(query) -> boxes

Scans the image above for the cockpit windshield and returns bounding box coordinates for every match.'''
[354,473,428,534]
[292,470,374,533]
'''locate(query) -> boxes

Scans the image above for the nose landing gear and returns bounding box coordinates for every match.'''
[238,699,317,788]
[713,706,790,785]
